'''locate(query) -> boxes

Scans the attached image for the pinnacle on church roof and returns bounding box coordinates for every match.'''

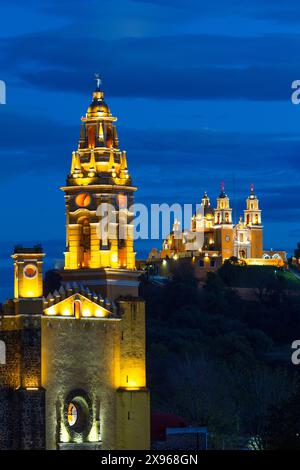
[249,183,257,199]
[219,181,227,198]
[201,191,211,207]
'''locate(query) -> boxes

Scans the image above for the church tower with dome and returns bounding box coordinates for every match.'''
[243,184,263,258]
[0,79,150,450]
[61,77,137,295]
[214,183,234,261]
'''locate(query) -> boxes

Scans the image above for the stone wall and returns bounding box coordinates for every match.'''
[41,316,121,450]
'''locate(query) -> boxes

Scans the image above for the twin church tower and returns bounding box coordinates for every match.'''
[0,81,150,449]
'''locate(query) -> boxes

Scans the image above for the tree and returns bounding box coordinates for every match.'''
[262,390,300,449]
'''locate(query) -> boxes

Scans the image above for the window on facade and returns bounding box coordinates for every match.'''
[239,233,244,242]
[73,300,82,319]
[68,402,78,427]
[66,396,90,433]
[0,340,6,365]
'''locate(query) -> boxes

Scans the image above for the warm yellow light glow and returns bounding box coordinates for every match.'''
[24,291,36,297]
[95,308,105,318]
[62,308,71,316]
[45,307,55,316]
[121,368,146,389]
[88,423,100,443]
[82,308,91,317]
[24,376,39,388]
[127,379,138,388]
[111,253,118,263]
[60,425,70,444]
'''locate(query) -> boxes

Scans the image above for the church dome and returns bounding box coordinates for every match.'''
[219,190,227,198]
[218,182,227,198]
[249,184,257,199]
[87,90,110,118]
[204,205,214,217]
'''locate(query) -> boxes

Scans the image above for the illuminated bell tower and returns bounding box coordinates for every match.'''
[61,78,137,298]
[191,192,215,249]
[214,183,234,260]
[244,184,263,258]
[44,79,151,451]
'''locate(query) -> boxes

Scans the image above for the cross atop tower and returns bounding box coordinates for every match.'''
[94,73,102,89]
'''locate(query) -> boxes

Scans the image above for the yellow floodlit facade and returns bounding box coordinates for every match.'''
[63,85,135,272]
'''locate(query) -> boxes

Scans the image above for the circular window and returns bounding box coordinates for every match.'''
[64,390,92,438]
[66,397,89,433]
[225,235,230,242]
[23,264,38,279]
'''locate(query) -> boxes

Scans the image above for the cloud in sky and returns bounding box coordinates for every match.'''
[2,30,300,101]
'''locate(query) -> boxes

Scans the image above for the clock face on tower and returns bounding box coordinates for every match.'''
[75,193,92,208]
[23,264,38,279]
[225,235,230,242]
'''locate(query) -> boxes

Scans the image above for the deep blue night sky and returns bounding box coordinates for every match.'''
[0,0,300,300]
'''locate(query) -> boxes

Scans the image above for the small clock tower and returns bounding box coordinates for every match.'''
[13,245,44,302]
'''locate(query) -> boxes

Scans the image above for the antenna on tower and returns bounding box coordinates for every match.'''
[250,183,254,193]
[221,181,225,192]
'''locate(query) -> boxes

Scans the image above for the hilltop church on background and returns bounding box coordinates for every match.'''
[0,81,150,450]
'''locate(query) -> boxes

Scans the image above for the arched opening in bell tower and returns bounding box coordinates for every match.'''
[78,216,91,268]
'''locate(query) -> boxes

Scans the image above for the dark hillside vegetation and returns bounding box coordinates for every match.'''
[140,262,300,449]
